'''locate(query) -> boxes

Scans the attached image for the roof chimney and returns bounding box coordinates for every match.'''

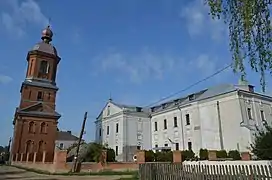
[237,76,254,93]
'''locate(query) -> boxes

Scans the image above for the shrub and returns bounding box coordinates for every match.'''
[145,150,155,162]
[106,148,116,162]
[182,150,195,161]
[199,149,208,160]
[216,150,227,158]
[228,150,241,160]
[155,151,173,162]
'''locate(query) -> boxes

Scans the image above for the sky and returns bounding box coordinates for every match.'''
[0,0,272,146]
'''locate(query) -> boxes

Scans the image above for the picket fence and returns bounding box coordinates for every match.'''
[139,162,272,180]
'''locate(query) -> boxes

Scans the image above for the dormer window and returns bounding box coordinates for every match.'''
[188,94,195,101]
[136,107,142,112]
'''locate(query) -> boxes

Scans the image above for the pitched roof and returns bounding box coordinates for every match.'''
[150,84,240,113]
[56,131,79,141]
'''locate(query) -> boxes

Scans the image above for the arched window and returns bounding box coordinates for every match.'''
[28,121,35,133]
[39,60,49,74]
[38,140,44,152]
[25,140,33,153]
[40,122,46,134]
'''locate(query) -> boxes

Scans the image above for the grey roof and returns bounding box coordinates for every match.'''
[111,102,149,113]
[31,41,58,56]
[151,84,239,113]
[57,131,79,141]
[22,80,58,90]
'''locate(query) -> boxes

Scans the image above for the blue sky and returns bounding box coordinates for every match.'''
[0,0,271,146]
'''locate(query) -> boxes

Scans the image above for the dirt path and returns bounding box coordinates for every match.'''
[0,166,132,180]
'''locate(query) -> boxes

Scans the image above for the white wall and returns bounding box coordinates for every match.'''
[95,102,151,161]
[55,140,77,150]
[151,90,272,156]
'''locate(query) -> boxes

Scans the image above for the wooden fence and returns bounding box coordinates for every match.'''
[139,162,272,180]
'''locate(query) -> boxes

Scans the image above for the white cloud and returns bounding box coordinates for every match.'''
[180,0,227,41]
[0,75,13,84]
[189,54,232,82]
[1,0,48,37]
[94,49,181,83]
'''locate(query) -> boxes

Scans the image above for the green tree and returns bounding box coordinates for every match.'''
[228,150,241,160]
[251,123,272,160]
[206,0,272,92]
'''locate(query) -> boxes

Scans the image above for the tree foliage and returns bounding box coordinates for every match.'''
[206,0,272,92]
[251,123,272,160]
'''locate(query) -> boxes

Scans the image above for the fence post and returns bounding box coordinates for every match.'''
[26,153,29,163]
[20,153,23,162]
[208,150,217,161]
[136,150,145,164]
[42,151,46,163]
[33,152,37,163]
[241,152,251,161]
[173,150,182,163]
[15,153,18,162]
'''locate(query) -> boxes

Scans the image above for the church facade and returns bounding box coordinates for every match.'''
[11,26,61,161]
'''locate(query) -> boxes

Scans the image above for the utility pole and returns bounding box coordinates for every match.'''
[7,137,12,165]
[72,112,88,173]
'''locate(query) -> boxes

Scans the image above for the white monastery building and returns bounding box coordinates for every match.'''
[95,100,151,162]
[95,80,272,161]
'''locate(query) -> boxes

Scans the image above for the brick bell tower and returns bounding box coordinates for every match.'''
[11,26,61,158]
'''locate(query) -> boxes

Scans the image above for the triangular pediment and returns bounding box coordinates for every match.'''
[97,101,123,120]
[19,102,58,115]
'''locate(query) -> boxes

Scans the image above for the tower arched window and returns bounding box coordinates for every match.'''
[38,140,44,152]
[40,122,46,134]
[39,60,49,74]
[25,140,33,153]
[28,121,35,133]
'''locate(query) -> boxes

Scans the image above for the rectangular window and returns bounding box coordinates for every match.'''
[260,110,265,121]
[116,123,119,133]
[154,122,158,131]
[115,146,118,156]
[48,93,51,100]
[164,144,168,147]
[188,142,192,151]
[247,108,252,119]
[137,146,141,150]
[99,128,101,137]
[37,91,43,101]
[186,114,190,125]
[175,143,179,150]
[107,126,109,135]
[164,119,167,129]
[173,117,178,127]
[155,144,158,152]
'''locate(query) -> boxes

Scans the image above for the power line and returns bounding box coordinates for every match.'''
[143,64,232,108]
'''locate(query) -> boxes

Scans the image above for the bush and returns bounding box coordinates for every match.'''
[216,150,227,158]
[155,151,173,162]
[228,150,241,160]
[106,148,116,162]
[199,149,208,160]
[145,150,155,162]
[182,150,195,161]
